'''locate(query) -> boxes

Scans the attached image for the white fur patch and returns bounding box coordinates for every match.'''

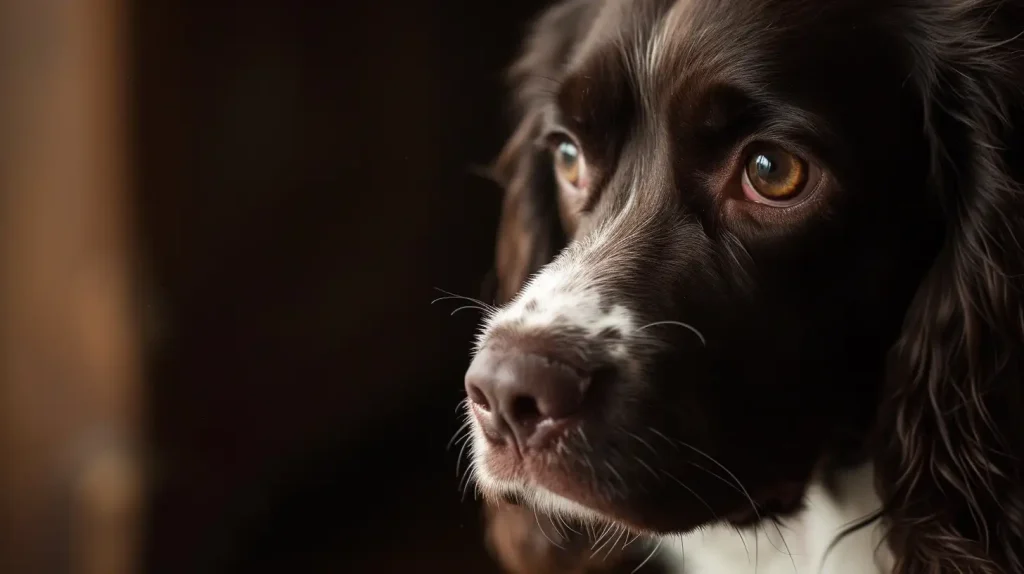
[482,267,636,350]
[658,463,893,574]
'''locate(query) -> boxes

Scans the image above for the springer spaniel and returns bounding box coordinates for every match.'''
[459,0,1024,572]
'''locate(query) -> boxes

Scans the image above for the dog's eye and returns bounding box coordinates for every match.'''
[742,145,809,202]
[552,139,585,189]
[545,134,589,234]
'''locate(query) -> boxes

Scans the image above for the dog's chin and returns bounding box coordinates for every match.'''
[472,429,814,537]
[472,435,722,535]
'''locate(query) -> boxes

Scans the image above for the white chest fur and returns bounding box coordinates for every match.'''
[655,463,893,574]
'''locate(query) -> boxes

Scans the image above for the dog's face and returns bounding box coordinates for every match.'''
[466,0,947,535]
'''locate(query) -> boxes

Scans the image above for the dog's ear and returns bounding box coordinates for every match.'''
[876,3,1024,572]
[491,0,595,304]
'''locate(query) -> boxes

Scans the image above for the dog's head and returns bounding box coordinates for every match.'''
[464,0,1024,569]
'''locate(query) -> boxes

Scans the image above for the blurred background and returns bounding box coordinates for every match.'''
[0,0,551,572]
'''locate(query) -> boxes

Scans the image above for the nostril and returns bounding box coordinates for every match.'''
[465,346,591,451]
[467,383,491,411]
[510,395,541,425]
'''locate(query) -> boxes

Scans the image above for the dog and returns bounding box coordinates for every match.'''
[460,0,1024,572]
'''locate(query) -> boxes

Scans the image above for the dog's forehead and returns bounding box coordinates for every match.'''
[566,0,880,95]
[566,0,675,69]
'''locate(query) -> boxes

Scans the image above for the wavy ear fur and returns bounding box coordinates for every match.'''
[877,2,1024,572]
[490,0,598,303]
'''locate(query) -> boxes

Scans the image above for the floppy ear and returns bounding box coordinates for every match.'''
[491,110,563,304]
[876,3,1024,572]
[489,0,597,304]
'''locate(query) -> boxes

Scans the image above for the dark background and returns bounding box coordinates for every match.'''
[133,1,548,572]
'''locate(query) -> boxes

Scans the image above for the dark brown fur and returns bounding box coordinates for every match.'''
[477,0,1024,571]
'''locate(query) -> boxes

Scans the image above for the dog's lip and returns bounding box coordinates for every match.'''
[480,431,612,513]
[483,450,657,532]
[478,431,730,535]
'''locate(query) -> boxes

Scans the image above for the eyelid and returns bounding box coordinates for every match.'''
[535,127,579,150]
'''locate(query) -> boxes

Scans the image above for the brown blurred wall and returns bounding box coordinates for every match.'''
[0,0,141,573]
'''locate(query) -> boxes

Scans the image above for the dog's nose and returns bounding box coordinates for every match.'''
[465,346,589,451]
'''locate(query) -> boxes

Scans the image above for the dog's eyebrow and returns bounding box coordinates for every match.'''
[747,97,837,156]
[675,81,839,162]
[552,53,634,159]
[555,71,601,136]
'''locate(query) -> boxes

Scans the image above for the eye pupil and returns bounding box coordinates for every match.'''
[744,147,808,201]
[553,139,583,187]
[754,154,775,176]
[558,142,578,166]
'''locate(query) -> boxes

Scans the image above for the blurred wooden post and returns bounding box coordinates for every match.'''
[0,0,142,573]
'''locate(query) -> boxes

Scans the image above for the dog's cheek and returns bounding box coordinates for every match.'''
[484,502,628,574]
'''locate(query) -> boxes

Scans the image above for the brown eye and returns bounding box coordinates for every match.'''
[553,140,584,188]
[742,145,809,202]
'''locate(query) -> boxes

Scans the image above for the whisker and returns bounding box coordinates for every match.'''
[458,458,477,500]
[562,516,582,536]
[452,430,473,450]
[535,509,565,549]
[647,425,787,561]
[591,523,619,558]
[661,470,719,523]
[685,460,744,496]
[607,525,628,561]
[632,537,663,573]
[677,440,778,550]
[456,437,473,487]
[765,517,798,572]
[756,521,760,570]
[592,522,616,553]
[450,305,489,316]
[554,514,577,538]
[646,428,738,493]
[624,429,659,456]
[645,427,677,448]
[603,461,627,490]
[580,452,599,485]
[545,514,564,540]
[623,532,643,548]
[634,456,661,481]
[649,428,762,523]
[577,427,592,451]
[447,418,472,450]
[732,524,752,566]
[431,287,498,312]
[637,320,707,346]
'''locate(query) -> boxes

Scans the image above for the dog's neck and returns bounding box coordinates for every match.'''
[655,461,892,574]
